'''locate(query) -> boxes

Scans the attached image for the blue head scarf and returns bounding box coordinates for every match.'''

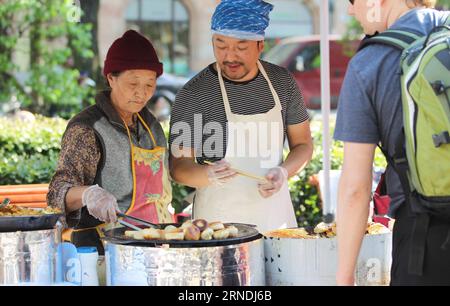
[211,0,273,41]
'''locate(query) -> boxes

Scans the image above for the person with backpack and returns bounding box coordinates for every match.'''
[334,0,450,285]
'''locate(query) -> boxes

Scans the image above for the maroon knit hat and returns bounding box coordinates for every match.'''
[103,30,163,77]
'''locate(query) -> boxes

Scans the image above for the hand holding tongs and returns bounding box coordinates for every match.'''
[116,212,159,231]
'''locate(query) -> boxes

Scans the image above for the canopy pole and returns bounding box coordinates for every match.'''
[320,0,333,223]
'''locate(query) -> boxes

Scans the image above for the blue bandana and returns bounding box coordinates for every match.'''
[211,0,273,41]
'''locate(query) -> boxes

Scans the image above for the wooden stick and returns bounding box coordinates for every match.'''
[204,161,267,183]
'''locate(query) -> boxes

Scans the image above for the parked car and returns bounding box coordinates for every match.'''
[263,35,360,110]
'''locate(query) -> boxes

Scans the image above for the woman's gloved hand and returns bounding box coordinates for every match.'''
[206,160,237,186]
[258,166,288,198]
[82,185,119,223]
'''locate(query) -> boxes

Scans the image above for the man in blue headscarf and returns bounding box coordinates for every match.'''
[169,0,313,232]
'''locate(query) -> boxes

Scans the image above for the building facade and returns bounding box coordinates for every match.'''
[97,0,349,75]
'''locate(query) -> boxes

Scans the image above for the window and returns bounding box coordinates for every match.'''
[126,0,190,76]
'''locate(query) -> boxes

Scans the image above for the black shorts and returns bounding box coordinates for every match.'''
[390,204,450,286]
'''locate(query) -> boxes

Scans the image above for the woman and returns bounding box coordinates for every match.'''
[47,30,172,254]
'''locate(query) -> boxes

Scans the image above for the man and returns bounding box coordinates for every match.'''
[169,0,313,233]
[335,0,450,285]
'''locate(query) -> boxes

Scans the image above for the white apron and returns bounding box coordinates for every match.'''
[193,61,297,233]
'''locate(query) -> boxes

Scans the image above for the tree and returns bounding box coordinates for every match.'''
[0,0,94,118]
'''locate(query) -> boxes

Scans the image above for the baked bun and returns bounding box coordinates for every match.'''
[164,225,178,233]
[200,227,214,240]
[193,219,209,232]
[184,224,201,241]
[165,228,185,240]
[213,228,230,240]
[226,225,239,238]
[128,230,145,240]
[142,228,161,240]
[209,221,225,231]
[180,220,193,230]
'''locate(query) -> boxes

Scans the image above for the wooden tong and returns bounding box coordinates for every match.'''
[204,161,267,183]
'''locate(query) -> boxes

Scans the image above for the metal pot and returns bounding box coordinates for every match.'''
[264,233,392,286]
[0,229,60,285]
[103,223,265,286]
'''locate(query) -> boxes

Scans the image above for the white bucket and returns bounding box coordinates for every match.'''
[264,233,392,286]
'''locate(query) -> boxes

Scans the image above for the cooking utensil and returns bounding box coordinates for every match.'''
[116,212,159,229]
[204,161,267,183]
[102,222,261,248]
[118,219,141,231]
[0,211,63,232]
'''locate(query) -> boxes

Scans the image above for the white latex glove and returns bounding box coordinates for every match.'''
[258,166,288,198]
[82,185,119,223]
[206,160,237,186]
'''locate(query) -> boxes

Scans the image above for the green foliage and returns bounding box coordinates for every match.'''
[0,116,66,184]
[0,0,94,118]
[288,119,386,227]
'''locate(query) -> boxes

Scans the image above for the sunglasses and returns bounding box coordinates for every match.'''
[349,0,354,4]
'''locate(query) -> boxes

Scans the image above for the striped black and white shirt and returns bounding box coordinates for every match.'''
[169,60,309,162]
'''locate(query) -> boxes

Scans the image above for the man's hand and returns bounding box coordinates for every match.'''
[258,166,288,198]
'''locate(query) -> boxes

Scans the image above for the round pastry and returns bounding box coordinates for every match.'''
[213,228,230,240]
[184,225,201,241]
[125,230,136,239]
[164,225,178,233]
[180,220,194,230]
[200,227,214,240]
[127,230,144,240]
[226,225,239,238]
[193,219,209,232]
[143,228,161,240]
[209,221,225,231]
[313,222,330,234]
[165,228,185,240]
[158,229,166,240]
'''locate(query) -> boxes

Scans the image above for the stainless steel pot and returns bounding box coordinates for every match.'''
[104,237,265,286]
[0,229,60,285]
[264,233,392,286]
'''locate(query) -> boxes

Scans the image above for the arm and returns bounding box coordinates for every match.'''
[336,142,376,285]
[282,121,313,178]
[169,147,210,188]
[47,125,101,221]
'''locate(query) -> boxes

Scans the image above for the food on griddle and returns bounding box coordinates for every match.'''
[0,204,62,217]
[367,222,390,235]
[164,225,178,233]
[265,228,318,239]
[200,227,214,240]
[213,228,230,240]
[142,228,161,240]
[192,219,208,232]
[180,220,193,230]
[122,220,240,241]
[184,224,201,241]
[313,222,329,234]
[265,221,389,239]
[164,228,185,240]
[209,221,225,231]
[226,225,239,238]
[125,230,145,240]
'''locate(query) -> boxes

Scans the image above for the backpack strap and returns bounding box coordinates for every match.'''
[358,30,421,52]
[378,131,430,276]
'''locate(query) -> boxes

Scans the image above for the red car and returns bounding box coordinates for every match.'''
[263,35,360,110]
